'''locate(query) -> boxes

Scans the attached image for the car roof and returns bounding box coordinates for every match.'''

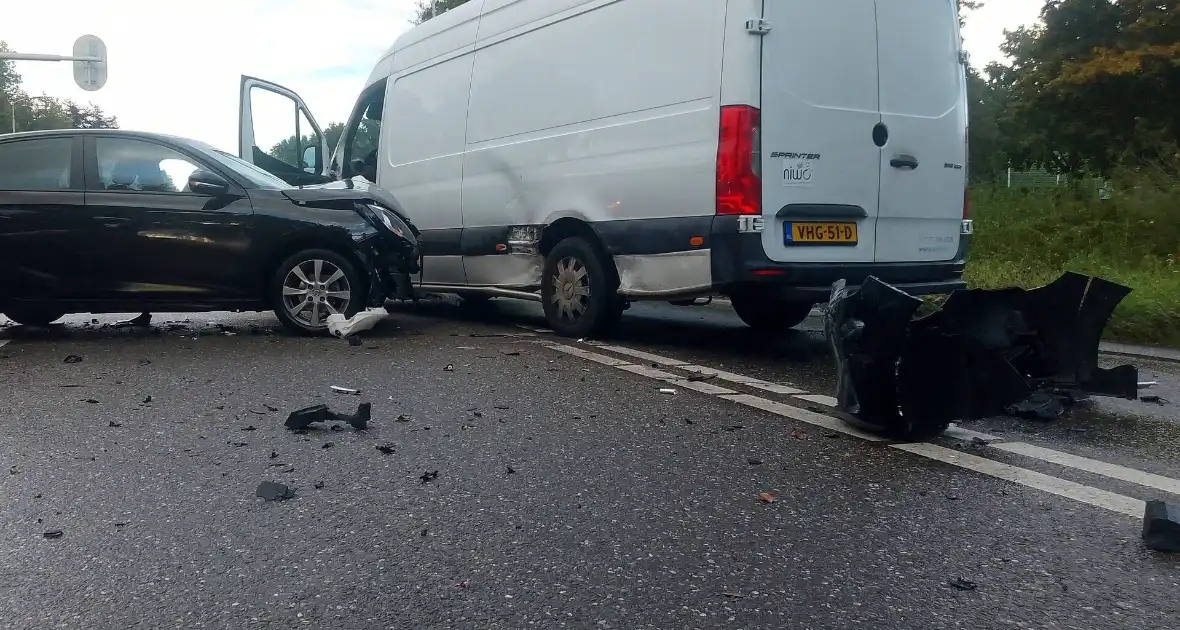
[0,128,211,148]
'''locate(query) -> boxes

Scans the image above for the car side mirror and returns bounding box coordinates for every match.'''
[188,169,230,196]
[302,146,318,174]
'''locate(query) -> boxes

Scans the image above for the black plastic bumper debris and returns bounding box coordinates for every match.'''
[825,272,1138,440]
[284,403,372,431]
[256,481,295,501]
[1143,500,1180,552]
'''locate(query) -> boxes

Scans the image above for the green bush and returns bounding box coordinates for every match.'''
[965,172,1180,347]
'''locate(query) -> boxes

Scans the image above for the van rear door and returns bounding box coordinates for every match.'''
[758,0,881,264]
[873,0,968,262]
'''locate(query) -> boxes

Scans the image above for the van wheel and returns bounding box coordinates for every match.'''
[3,307,66,327]
[542,237,622,338]
[730,294,814,331]
[271,249,366,335]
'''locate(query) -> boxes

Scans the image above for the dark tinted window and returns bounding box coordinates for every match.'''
[95,137,201,193]
[0,137,73,191]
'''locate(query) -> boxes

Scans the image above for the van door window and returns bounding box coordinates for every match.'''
[249,87,324,181]
[342,87,385,183]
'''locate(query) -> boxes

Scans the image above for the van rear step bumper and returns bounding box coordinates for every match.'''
[708,218,970,300]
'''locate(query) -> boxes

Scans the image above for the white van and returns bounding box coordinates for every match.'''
[238,0,973,337]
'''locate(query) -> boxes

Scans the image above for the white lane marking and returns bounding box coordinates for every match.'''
[516,325,553,334]
[943,425,1006,444]
[617,364,738,395]
[795,394,838,407]
[720,394,887,442]
[0,340,9,349]
[991,441,1180,496]
[546,343,633,367]
[893,443,1143,518]
[617,364,679,379]
[587,344,689,366]
[679,364,806,395]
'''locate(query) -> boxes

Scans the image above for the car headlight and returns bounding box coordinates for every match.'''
[367,204,404,238]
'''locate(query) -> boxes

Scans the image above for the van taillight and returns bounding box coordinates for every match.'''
[716,105,761,216]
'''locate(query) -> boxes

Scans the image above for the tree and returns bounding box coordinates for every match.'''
[413,0,474,25]
[65,101,118,129]
[268,120,381,167]
[990,0,1180,174]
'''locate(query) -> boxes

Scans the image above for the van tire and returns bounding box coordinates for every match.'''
[542,237,622,338]
[2,307,66,327]
[730,294,814,331]
[271,249,366,336]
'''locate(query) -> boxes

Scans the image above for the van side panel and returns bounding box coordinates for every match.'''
[459,0,727,292]
[380,11,483,285]
[873,0,967,263]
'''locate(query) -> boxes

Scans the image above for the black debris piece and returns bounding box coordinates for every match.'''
[42,530,64,539]
[494,405,510,410]
[330,424,343,432]
[116,312,152,328]
[83,398,99,404]
[314,480,325,489]
[322,442,335,449]
[1141,395,1166,405]
[747,457,763,466]
[264,404,278,412]
[348,335,364,347]
[242,425,257,432]
[255,481,296,502]
[444,364,454,372]
[948,577,978,591]
[684,419,695,425]
[284,402,372,431]
[506,465,516,475]
[503,350,521,356]
[420,470,439,484]
[1143,499,1180,552]
[824,432,841,439]
[248,409,267,415]
[108,421,121,428]
[142,395,153,404]
[421,528,429,537]
[970,437,990,447]
[376,443,396,455]
[137,359,152,366]
[687,372,718,382]
[114,522,127,527]
[825,273,1139,440]
[396,414,411,422]
[63,355,83,364]
[269,451,279,459]
[231,442,248,447]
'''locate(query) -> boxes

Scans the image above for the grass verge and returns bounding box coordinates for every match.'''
[966,179,1180,348]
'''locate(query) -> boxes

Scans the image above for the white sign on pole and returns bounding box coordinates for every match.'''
[72,35,107,92]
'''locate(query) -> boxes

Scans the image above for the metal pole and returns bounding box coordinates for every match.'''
[0,52,102,62]
[431,0,437,18]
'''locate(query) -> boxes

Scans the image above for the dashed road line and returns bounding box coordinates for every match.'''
[893,443,1144,518]
[545,339,1180,520]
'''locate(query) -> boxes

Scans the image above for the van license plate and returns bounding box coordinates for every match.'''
[784,222,858,245]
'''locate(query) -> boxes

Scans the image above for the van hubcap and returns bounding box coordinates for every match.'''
[281,259,351,328]
[550,257,590,322]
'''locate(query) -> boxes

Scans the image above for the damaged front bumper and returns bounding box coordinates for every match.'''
[825,272,1139,441]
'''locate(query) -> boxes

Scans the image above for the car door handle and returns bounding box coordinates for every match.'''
[890,155,919,170]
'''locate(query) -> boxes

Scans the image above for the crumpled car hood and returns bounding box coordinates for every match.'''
[282,178,418,235]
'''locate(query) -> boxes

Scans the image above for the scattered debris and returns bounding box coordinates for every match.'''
[494,405,510,410]
[970,437,990,447]
[137,359,152,366]
[684,419,695,425]
[248,409,267,415]
[503,350,521,356]
[231,442,248,447]
[455,580,469,588]
[242,425,257,431]
[83,398,99,404]
[348,335,364,347]
[506,465,516,475]
[757,492,776,504]
[322,442,335,449]
[376,443,396,455]
[313,480,325,489]
[420,470,439,484]
[142,395,153,404]
[747,457,763,466]
[1006,392,1065,421]
[948,577,978,591]
[791,429,808,441]
[63,355,83,364]
[264,404,278,412]
[107,421,121,428]
[826,273,1139,440]
[42,530,63,539]
[255,481,296,502]
[269,451,279,459]
[722,592,745,599]
[1143,499,1180,552]
[396,414,411,422]
[823,432,840,439]
[326,308,389,339]
[331,385,360,395]
[687,372,718,382]
[659,388,677,395]
[1140,395,1167,405]
[444,364,454,372]
[285,402,371,431]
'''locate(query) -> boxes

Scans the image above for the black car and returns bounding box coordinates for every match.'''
[0,129,421,334]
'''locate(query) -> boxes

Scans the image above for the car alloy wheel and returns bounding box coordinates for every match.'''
[281,258,352,329]
[549,256,592,324]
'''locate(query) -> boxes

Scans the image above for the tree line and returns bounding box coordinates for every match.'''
[0,41,119,133]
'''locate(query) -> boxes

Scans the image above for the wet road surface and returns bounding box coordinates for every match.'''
[1,300,1178,629]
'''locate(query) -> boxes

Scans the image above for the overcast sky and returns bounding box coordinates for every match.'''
[6,0,1043,152]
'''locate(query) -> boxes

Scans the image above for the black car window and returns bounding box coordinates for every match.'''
[94,137,201,193]
[0,137,73,191]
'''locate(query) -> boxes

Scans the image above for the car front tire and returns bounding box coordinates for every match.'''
[730,294,814,331]
[541,237,623,338]
[271,249,366,335]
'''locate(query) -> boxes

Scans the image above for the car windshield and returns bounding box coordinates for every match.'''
[201,147,293,190]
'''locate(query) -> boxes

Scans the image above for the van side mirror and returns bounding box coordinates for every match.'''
[188,170,230,196]
[302,146,318,173]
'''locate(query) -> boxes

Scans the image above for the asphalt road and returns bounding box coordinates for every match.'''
[1,300,1178,629]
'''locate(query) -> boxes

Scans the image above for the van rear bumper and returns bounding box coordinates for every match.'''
[708,217,971,301]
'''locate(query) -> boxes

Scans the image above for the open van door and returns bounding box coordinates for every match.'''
[238,76,333,186]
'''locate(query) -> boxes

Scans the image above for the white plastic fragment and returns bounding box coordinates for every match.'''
[659,388,677,395]
[326,307,389,339]
[1138,381,1158,388]
[331,385,360,395]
